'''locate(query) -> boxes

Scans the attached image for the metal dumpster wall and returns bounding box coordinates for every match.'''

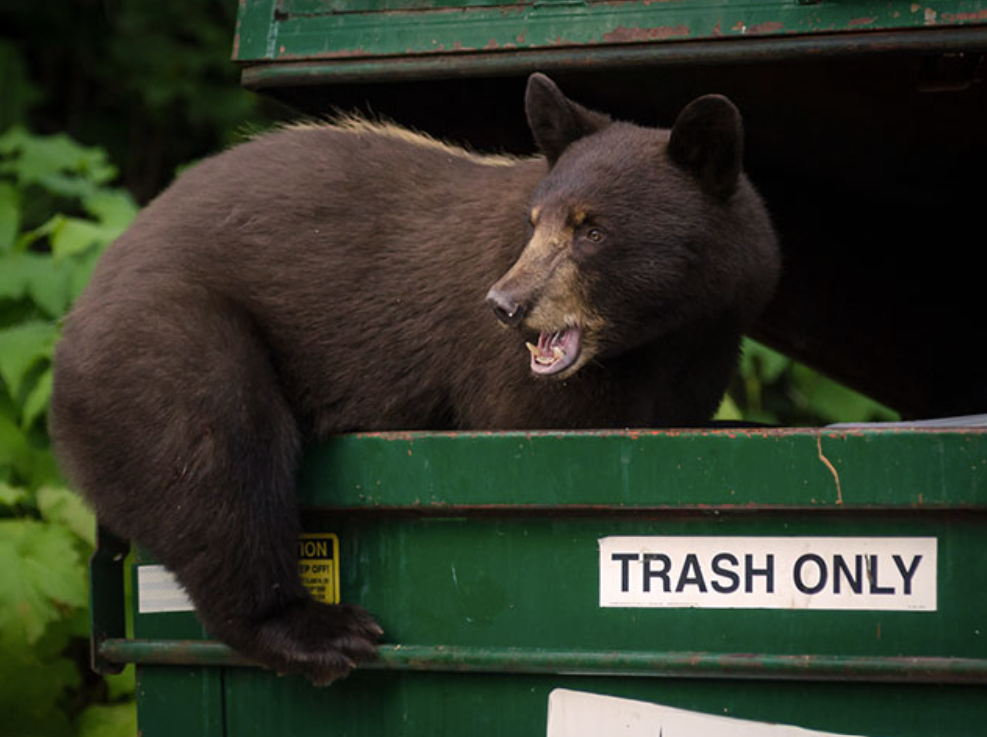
[103,430,987,736]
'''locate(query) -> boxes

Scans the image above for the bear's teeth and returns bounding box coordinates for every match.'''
[527,341,566,365]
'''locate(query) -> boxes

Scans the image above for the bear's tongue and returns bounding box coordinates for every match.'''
[525,326,581,376]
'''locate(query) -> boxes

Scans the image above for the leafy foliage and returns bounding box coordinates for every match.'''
[0,124,138,737]
[718,339,899,426]
[0,1,283,203]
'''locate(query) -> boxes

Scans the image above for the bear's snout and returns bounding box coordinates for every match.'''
[485,286,527,327]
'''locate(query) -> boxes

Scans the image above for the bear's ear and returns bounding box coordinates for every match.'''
[525,73,611,166]
[667,94,744,200]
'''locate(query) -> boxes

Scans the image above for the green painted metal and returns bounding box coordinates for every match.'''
[238,26,987,88]
[209,668,987,737]
[135,666,225,737]
[233,0,987,84]
[89,525,129,675]
[294,429,987,509]
[107,429,987,736]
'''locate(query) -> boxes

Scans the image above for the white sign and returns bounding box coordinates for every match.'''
[137,564,195,613]
[599,536,936,611]
[547,689,874,737]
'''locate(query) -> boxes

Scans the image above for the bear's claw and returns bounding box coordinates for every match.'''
[248,600,382,685]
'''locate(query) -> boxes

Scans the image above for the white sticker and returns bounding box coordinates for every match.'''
[599,536,936,611]
[137,564,195,613]
[547,690,872,737]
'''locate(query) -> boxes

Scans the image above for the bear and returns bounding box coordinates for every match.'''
[49,73,780,684]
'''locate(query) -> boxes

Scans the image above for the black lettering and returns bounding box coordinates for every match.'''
[711,553,740,593]
[298,539,329,559]
[611,553,639,593]
[868,555,895,595]
[833,554,863,594]
[675,553,708,593]
[745,553,775,594]
[643,553,671,593]
[893,554,923,595]
[794,554,827,594]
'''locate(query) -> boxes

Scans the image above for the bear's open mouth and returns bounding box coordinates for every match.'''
[525,326,582,376]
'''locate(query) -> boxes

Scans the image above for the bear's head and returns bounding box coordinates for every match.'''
[486,73,778,380]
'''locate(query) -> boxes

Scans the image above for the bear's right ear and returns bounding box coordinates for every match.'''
[525,73,611,166]
[667,94,744,200]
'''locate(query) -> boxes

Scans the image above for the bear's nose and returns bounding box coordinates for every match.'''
[485,287,526,327]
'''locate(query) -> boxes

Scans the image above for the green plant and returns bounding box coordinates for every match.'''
[718,338,900,426]
[1,1,283,203]
[0,126,138,737]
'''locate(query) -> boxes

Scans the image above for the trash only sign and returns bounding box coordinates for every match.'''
[547,690,874,737]
[599,536,937,611]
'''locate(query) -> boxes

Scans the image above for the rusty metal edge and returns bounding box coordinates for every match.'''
[98,639,987,684]
[239,26,987,89]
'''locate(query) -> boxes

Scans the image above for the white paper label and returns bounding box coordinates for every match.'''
[599,536,936,611]
[137,564,195,613]
[547,690,873,737]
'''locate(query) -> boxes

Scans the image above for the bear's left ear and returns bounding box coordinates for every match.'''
[667,94,744,200]
[525,73,611,166]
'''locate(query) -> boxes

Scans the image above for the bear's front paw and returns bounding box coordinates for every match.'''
[250,600,383,685]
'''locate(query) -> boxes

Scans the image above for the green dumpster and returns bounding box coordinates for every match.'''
[93,428,987,736]
[90,1,987,734]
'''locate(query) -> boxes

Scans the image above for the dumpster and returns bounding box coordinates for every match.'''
[90,2,987,734]
[93,428,987,736]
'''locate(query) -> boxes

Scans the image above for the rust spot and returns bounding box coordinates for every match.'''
[287,47,372,60]
[942,8,987,20]
[485,37,500,49]
[602,25,690,43]
[848,16,877,26]
[747,21,784,34]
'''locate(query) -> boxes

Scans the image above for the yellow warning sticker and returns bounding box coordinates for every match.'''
[298,533,340,605]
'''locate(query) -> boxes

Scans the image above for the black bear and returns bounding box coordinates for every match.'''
[50,73,779,684]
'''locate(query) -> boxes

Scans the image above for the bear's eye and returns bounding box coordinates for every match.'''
[585,227,606,244]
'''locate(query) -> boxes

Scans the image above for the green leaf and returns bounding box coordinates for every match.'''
[0,519,88,647]
[20,365,53,431]
[0,321,56,398]
[791,364,899,424]
[50,216,111,261]
[76,702,138,737]
[0,128,116,189]
[0,481,29,508]
[714,393,743,422]
[0,411,61,496]
[36,485,95,548]
[740,338,790,384]
[0,412,34,476]
[104,664,136,701]
[0,180,19,253]
[84,189,138,233]
[0,640,76,737]
[0,250,73,318]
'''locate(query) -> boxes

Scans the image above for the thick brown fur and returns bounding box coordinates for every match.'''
[50,74,779,684]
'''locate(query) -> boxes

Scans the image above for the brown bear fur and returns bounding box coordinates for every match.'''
[50,73,779,684]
